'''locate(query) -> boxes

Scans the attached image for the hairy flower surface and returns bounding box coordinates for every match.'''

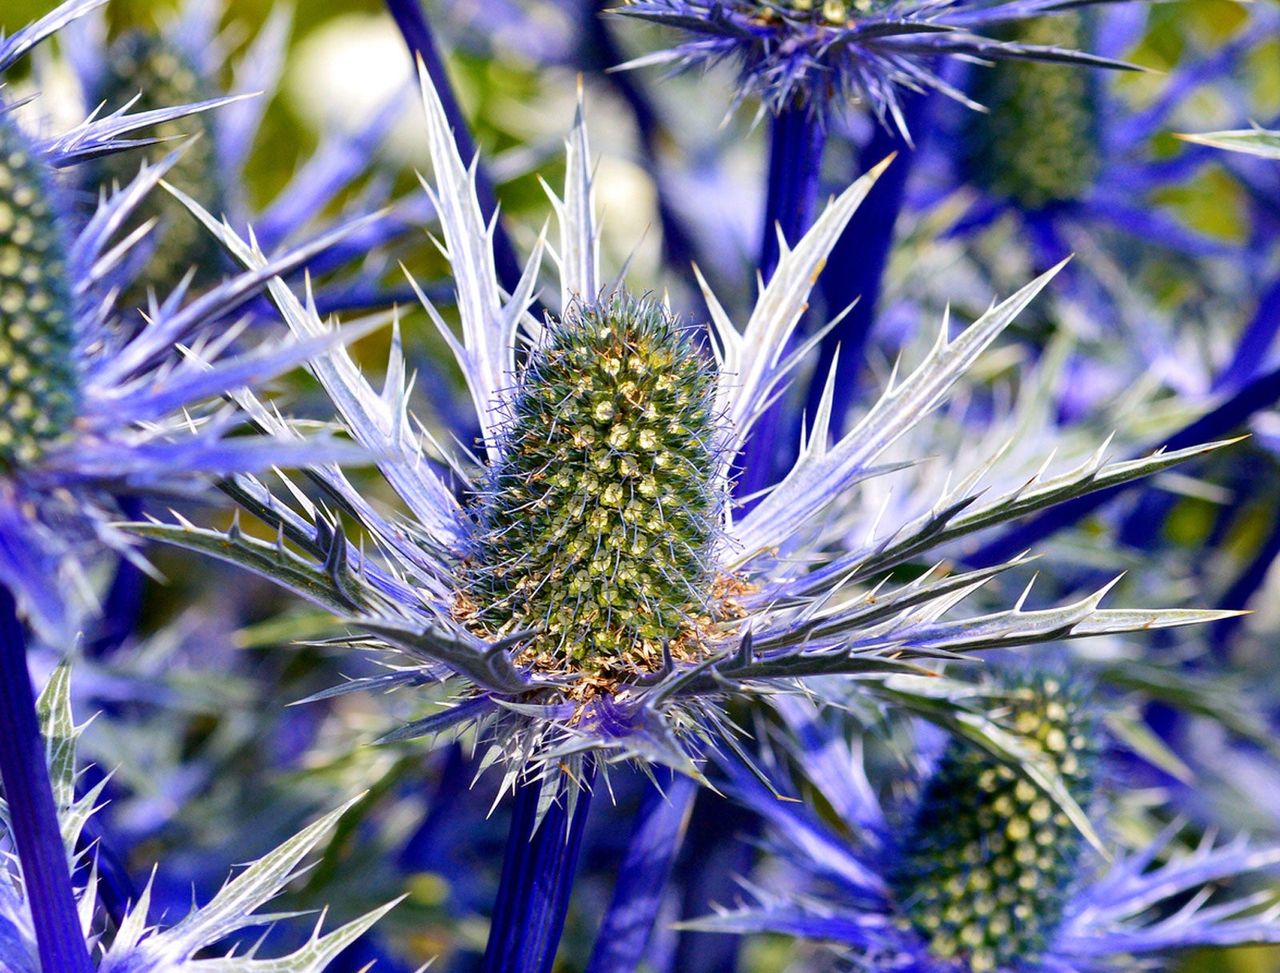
[694,681,1280,972]
[140,62,1237,801]
[468,293,723,678]
[613,0,1136,126]
[0,664,396,973]
[0,0,371,640]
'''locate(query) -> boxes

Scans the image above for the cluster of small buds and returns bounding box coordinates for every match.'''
[467,292,724,681]
[0,114,78,468]
[752,0,887,28]
[965,14,1101,210]
[892,675,1100,973]
[89,32,227,300]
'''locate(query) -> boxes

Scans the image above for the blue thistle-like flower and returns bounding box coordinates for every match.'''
[920,7,1277,260]
[0,663,398,973]
[0,0,370,641]
[693,677,1280,972]
[612,0,1138,126]
[137,63,1239,804]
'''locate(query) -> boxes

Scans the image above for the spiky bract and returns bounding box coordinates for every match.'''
[893,674,1100,972]
[0,115,78,467]
[965,15,1100,210]
[616,0,1134,128]
[468,293,724,679]
[89,31,226,299]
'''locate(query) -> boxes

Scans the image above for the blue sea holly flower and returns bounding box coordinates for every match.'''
[0,663,398,973]
[137,64,1237,801]
[923,7,1278,261]
[611,0,1138,126]
[693,679,1280,973]
[0,0,374,641]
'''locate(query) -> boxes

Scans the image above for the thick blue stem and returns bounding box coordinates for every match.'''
[0,586,93,973]
[481,762,597,973]
[673,790,756,973]
[809,94,929,434]
[578,1,704,291]
[585,771,697,973]
[86,495,145,659]
[385,0,524,294]
[737,106,827,500]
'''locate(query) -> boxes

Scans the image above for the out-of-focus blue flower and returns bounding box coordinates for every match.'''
[612,0,1138,126]
[0,0,369,642]
[61,0,418,315]
[694,676,1280,972]
[136,62,1236,804]
[919,7,1277,266]
[0,663,397,973]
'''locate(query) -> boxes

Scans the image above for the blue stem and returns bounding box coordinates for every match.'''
[385,0,524,294]
[86,495,145,659]
[809,94,929,434]
[481,762,597,973]
[1212,509,1280,652]
[585,770,697,973]
[673,790,756,973]
[0,586,93,973]
[737,105,827,500]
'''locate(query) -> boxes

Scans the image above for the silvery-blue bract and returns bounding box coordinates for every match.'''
[0,664,397,973]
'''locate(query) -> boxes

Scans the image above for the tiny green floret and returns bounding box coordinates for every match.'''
[892,674,1101,973]
[90,32,226,300]
[746,0,893,27]
[0,114,78,468]
[966,14,1101,210]
[467,292,724,682]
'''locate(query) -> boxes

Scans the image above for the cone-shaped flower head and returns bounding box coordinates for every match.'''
[0,116,79,467]
[144,62,1240,801]
[964,14,1100,210]
[893,675,1101,972]
[614,0,1136,127]
[468,293,723,679]
[0,0,372,640]
[87,29,228,297]
[694,679,1280,971]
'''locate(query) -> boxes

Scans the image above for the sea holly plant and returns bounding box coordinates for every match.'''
[0,662,399,972]
[611,0,1138,128]
[132,58,1242,971]
[691,678,1280,972]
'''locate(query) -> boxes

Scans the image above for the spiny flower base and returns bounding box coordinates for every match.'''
[892,675,1100,973]
[0,114,77,467]
[467,293,723,684]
